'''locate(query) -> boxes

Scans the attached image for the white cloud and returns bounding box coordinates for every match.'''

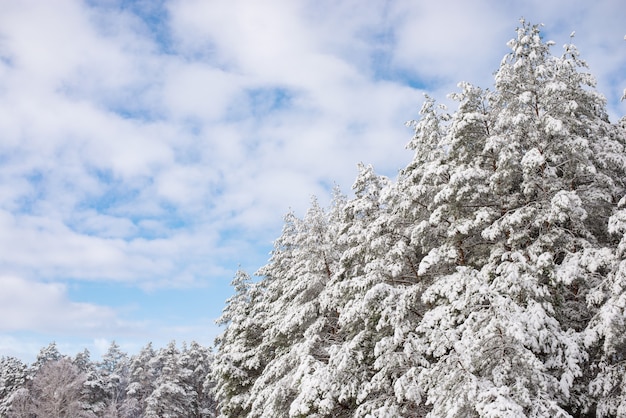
[0,276,124,334]
[161,61,246,121]
[389,0,511,84]
[0,0,623,361]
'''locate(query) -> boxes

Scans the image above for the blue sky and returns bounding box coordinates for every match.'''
[0,0,624,362]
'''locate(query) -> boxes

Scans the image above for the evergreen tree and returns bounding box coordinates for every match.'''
[247,195,345,417]
[586,117,626,416]
[145,341,190,418]
[89,341,130,417]
[74,349,108,416]
[99,341,130,408]
[125,342,157,417]
[308,164,427,417]
[0,356,27,416]
[30,341,63,377]
[212,269,267,417]
[414,20,624,417]
[180,341,216,418]
[373,94,456,417]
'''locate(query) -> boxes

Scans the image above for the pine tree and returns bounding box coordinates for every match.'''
[145,341,191,418]
[371,94,456,417]
[247,196,345,417]
[0,356,27,416]
[212,269,267,417]
[30,341,63,377]
[125,342,157,417]
[89,341,130,417]
[312,164,427,417]
[99,341,130,408]
[73,349,108,416]
[180,341,216,417]
[414,20,624,417]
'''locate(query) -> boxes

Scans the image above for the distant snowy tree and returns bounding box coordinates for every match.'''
[30,341,63,377]
[180,341,216,417]
[73,349,108,416]
[125,342,157,417]
[145,341,191,417]
[94,341,131,416]
[73,349,93,373]
[0,356,27,416]
[99,341,130,407]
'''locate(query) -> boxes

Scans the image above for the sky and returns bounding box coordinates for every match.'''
[0,0,624,362]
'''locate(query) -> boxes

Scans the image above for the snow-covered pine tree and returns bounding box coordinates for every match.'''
[415,20,625,417]
[0,356,27,416]
[372,94,457,417]
[73,349,109,417]
[412,81,532,418]
[285,166,392,417]
[179,341,216,418]
[212,269,267,417]
[396,95,453,279]
[124,342,157,417]
[29,341,63,377]
[247,195,345,417]
[301,163,431,417]
[98,341,130,412]
[145,341,192,418]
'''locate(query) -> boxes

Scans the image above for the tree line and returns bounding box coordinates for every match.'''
[0,341,215,417]
[212,21,626,417]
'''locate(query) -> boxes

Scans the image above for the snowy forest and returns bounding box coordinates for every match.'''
[0,341,215,417]
[3,20,626,418]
